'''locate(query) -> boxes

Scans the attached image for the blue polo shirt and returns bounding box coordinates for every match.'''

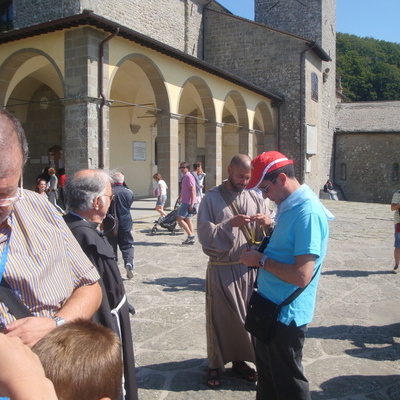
[257,184,332,326]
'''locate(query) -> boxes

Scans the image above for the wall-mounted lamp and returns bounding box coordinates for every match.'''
[130,124,141,134]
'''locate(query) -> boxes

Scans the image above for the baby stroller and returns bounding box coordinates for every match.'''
[151,200,180,235]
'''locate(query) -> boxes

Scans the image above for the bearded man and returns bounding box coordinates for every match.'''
[197,154,274,388]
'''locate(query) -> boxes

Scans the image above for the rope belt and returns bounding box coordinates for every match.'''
[209,259,241,266]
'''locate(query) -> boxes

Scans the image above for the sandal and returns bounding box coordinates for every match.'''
[206,368,221,388]
[232,361,258,382]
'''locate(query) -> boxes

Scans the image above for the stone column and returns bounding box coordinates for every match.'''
[204,121,223,190]
[185,116,198,164]
[156,112,180,207]
[238,127,251,156]
[63,27,106,174]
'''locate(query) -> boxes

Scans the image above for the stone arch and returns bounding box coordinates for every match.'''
[222,90,249,169]
[0,49,65,186]
[0,48,64,107]
[108,53,171,196]
[253,101,276,155]
[177,76,216,170]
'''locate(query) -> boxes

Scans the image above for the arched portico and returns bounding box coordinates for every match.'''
[0,49,65,186]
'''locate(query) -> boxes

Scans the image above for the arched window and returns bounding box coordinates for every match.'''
[393,163,399,181]
[311,72,318,102]
[340,163,346,180]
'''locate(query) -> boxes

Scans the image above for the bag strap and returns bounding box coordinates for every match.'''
[0,279,32,319]
[276,264,321,308]
[218,184,254,245]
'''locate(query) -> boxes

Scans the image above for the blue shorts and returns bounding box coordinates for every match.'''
[156,195,167,206]
[395,224,400,248]
[177,202,197,219]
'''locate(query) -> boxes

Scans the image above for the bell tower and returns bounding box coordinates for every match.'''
[255,0,336,59]
[255,0,337,186]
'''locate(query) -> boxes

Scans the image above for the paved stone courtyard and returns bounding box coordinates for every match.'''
[120,199,400,400]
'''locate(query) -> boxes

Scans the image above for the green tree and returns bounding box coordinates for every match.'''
[337,33,400,101]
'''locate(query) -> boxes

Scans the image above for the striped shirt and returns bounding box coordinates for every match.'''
[0,190,100,325]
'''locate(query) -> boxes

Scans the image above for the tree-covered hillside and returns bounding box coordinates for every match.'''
[336,33,400,102]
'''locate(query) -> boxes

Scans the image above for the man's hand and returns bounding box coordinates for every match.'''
[229,214,252,227]
[6,317,56,347]
[240,249,262,267]
[0,333,58,399]
[250,213,273,228]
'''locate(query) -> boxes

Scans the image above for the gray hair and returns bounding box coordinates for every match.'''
[64,169,112,212]
[113,171,124,184]
[0,109,29,166]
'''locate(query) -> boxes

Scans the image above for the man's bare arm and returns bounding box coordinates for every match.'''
[6,282,102,347]
[240,250,316,287]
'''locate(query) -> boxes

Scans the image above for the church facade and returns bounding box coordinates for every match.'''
[0,0,336,202]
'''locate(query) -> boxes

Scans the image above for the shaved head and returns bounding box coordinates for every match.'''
[229,154,251,169]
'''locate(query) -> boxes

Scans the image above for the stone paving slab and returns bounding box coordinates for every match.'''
[120,198,400,400]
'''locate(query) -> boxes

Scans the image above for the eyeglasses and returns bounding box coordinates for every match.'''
[0,176,24,208]
[258,177,277,194]
[179,166,187,170]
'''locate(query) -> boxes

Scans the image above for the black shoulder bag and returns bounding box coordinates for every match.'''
[0,279,32,332]
[245,265,320,345]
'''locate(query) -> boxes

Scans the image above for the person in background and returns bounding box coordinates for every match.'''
[191,162,204,205]
[108,172,135,280]
[197,154,274,388]
[58,167,66,209]
[177,162,197,245]
[240,151,333,400]
[34,177,48,197]
[153,173,168,218]
[0,109,102,348]
[390,189,400,273]
[63,169,138,400]
[196,163,206,199]
[32,320,123,400]
[46,167,58,205]
[36,166,50,184]
[323,179,338,200]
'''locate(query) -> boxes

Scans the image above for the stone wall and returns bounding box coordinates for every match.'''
[14,0,205,57]
[203,9,317,183]
[335,132,400,203]
[254,0,336,190]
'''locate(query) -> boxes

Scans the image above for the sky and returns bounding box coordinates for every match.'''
[217,0,399,44]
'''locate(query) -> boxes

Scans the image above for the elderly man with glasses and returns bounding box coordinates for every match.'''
[0,109,102,347]
[63,169,138,400]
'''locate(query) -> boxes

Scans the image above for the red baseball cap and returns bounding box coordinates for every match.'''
[246,151,293,189]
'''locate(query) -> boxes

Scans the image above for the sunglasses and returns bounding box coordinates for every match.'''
[258,177,277,194]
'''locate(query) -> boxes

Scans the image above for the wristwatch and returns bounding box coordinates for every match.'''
[52,316,66,326]
[259,254,268,269]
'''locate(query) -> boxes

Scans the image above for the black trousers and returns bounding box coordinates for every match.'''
[255,321,310,400]
[109,229,135,267]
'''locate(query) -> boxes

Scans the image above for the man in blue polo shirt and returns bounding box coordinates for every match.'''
[240,151,334,400]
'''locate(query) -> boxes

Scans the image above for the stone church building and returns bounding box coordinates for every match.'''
[1,0,394,204]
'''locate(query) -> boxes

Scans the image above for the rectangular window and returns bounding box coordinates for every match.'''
[0,0,13,32]
[311,72,318,102]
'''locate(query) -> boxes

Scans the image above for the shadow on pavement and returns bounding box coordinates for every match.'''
[142,277,205,292]
[136,358,257,393]
[311,374,400,399]
[308,323,400,361]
